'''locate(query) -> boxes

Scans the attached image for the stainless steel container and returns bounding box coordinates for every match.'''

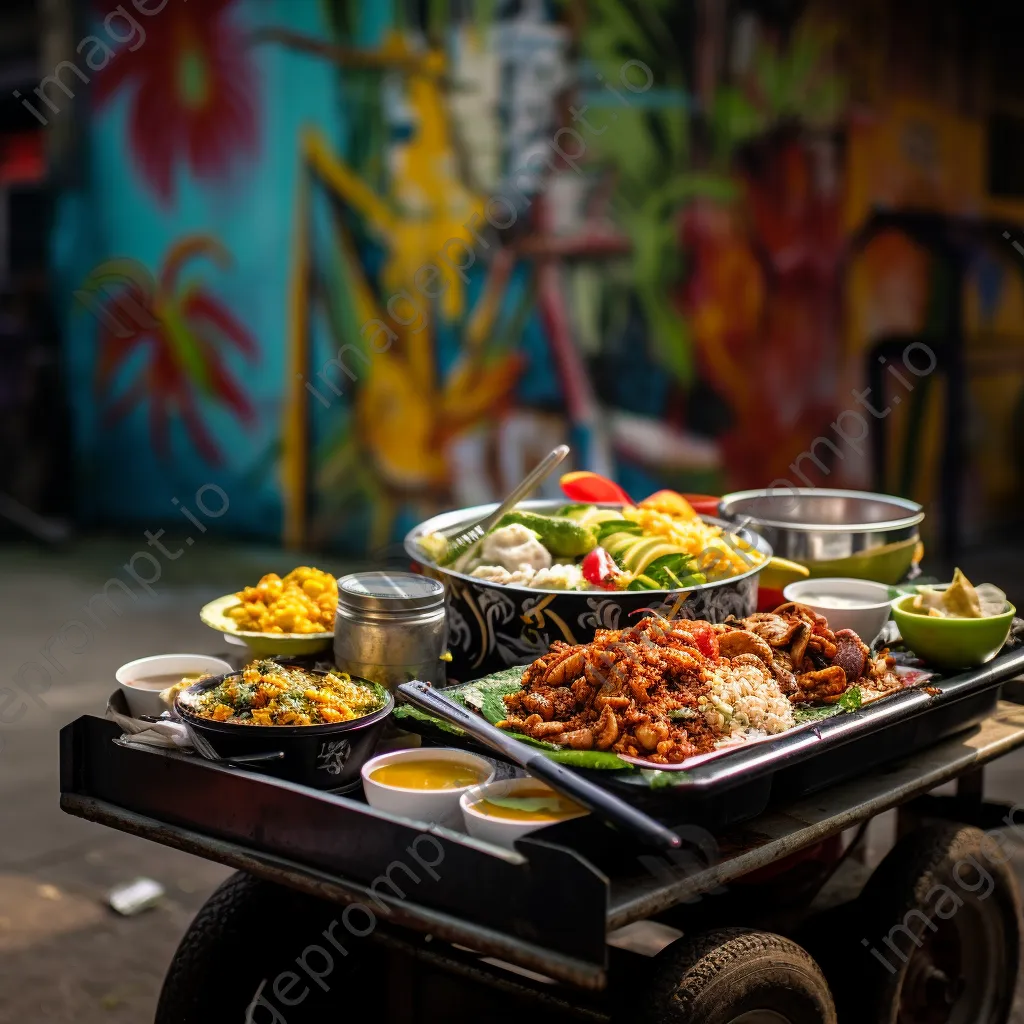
[718,488,925,584]
[333,571,448,690]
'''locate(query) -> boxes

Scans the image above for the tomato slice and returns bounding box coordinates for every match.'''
[581,547,624,590]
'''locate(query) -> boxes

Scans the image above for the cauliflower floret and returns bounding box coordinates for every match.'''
[470,564,537,585]
[477,524,552,573]
[417,531,449,564]
[529,564,584,590]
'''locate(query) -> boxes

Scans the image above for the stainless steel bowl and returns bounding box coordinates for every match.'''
[718,488,924,584]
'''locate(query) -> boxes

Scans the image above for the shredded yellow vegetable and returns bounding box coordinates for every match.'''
[622,507,763,579]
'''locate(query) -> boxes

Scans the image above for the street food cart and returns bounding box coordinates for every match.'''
[61,652,1024,1023]
[62,484,1024,1022]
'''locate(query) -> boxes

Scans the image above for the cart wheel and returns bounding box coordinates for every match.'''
[634,927,837,1024]
[155,871,383,1023]
[842,823,1021,1024]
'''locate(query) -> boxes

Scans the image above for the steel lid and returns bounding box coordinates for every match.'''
[337,571,444,613]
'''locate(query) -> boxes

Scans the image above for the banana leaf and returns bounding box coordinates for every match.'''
[394,667,631,770]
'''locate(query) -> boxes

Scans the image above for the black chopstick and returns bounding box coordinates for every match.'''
[397,681,681,851]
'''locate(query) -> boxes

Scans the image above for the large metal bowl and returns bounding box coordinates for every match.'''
[405,500,772,680]
[718,488,924,584]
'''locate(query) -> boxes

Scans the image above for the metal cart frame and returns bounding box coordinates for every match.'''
[59,691,1024,1018]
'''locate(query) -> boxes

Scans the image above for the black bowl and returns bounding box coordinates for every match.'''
[175,668,393,791]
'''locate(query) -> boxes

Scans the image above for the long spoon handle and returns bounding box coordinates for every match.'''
[479,445,570,534]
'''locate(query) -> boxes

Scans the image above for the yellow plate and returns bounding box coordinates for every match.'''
[199,594,333,657]
[759,556,811,592]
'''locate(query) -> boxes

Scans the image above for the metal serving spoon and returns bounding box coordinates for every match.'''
[436,444,570,566]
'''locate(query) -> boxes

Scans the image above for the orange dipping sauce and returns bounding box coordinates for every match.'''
[369,759,487,791]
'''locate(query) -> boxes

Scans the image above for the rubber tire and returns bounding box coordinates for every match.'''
[838,823,1021,1024]
[155,871,383,1023]
[634,927,837,1024]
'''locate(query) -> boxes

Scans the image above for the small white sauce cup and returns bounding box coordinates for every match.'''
[361,748,496,829]
[782,577,893,642]
[116,654,233,719]
[460,777,589,849]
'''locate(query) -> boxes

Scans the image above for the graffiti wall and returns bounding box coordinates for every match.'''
[55,0,1024,551]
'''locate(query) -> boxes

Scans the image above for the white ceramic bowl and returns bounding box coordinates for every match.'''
[782,577,893,642]
[361,748,496,829]
[116,654,233,719]
[460,777,589,848]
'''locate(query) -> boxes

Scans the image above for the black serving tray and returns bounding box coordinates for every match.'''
[58,681,1024,990]
[402,646,1024,829]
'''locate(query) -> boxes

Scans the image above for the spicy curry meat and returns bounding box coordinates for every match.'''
[497,609,901,765]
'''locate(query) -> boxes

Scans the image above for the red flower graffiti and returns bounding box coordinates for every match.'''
[93,0,259,202]
[81,236,258,465]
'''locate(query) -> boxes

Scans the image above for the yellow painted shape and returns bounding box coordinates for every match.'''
[382,33,486,323]
[305,127,396,239]
[282,165,311,550]
[355,350,445,488]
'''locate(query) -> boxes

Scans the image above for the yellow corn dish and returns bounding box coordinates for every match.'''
[228,567,337,634]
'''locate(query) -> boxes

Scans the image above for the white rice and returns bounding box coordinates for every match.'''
[699,660,794,738]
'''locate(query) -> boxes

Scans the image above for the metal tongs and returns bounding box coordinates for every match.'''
[398,681,682,851]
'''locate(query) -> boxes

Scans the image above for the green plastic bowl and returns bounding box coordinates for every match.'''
[890,593,1016,671]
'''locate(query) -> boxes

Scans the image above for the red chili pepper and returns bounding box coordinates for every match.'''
[687,622,720,660]
[560,471,633,506]
[581,547,623,590]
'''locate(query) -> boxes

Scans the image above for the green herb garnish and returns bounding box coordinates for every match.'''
[667,707,696,720]
[839,686,863,711]
[483,795,565,813]
[556,503,596,519]
[791,686,863,724]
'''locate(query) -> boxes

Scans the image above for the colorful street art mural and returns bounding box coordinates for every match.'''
[55,0,1024,552]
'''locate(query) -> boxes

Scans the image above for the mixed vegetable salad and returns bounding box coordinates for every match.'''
[418,492,765,592]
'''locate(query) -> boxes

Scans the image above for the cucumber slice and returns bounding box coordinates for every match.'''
[622,537,681,573]
[602,531,638,558]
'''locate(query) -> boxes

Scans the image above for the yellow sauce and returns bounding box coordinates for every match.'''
[472,787,586,822]
[370,759,487,791]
